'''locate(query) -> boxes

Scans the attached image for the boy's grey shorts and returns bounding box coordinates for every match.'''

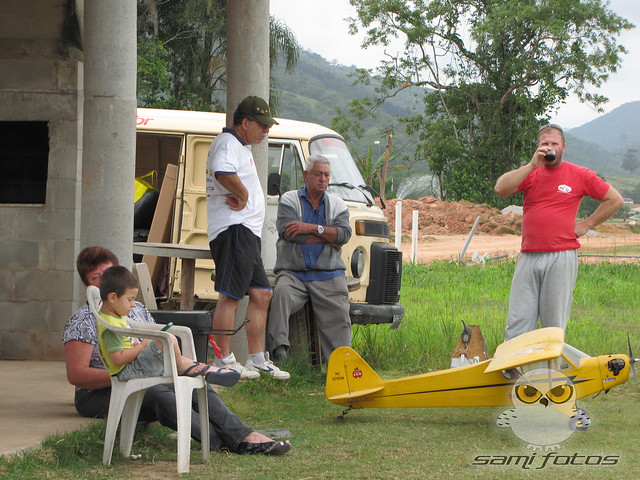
[115,341,164,381]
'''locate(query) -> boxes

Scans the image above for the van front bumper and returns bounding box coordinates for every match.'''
[349,302,404,329]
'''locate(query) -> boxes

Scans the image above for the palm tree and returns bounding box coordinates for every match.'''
[137,0,298,112]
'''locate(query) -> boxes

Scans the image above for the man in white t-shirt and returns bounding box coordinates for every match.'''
[206,96,289,380]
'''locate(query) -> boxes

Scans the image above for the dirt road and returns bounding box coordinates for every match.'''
[400,231,640,264]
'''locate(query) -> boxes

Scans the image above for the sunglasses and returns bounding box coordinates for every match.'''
[244,116,271,129]
[538,124,563,133]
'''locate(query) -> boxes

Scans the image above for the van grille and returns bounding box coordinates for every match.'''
[366,243,402,305]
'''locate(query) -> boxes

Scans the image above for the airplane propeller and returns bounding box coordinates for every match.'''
[627,334,638,389]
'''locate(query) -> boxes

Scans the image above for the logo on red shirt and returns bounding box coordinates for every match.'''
[557,184,572,194]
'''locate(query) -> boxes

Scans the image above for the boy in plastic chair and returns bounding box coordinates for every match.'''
[97,266,239,387]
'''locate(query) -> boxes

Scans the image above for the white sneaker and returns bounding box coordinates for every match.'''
[216,353,260,380]
[245,352,291,380]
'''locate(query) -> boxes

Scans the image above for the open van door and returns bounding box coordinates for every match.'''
[264,140,306,269]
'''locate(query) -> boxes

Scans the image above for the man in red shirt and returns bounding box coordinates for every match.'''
[494,124,623,341]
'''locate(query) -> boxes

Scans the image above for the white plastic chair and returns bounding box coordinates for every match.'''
[87,285,210,473]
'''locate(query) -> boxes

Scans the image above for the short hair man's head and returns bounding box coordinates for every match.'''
[232,96,279,127]
[537,124,565,146]
[303,155,331,196]
[77,246,119,286]
[304,154,330,173]
[99,265,139,302]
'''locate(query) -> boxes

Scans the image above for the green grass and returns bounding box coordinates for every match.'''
[581,245,640,256]
[351,261,640,371]
[2,261,639,479]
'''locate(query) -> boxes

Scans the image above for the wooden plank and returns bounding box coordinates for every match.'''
[288,303,322,366]
[133,263,158,309]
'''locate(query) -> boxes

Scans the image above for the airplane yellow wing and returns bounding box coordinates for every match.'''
[484,327,564,373]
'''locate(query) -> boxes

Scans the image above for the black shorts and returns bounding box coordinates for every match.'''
[209,224,271,300]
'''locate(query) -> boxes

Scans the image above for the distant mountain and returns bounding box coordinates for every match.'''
[272,49,364,127]
[562,132,625,177]
[272,49,420,165]
[568,101,640,152]
[562,101,640,179]
[273,49,418,127]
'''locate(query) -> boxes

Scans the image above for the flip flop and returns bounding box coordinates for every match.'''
[204,366,240,388]
[182,362,240,387]
[182,362,209,377]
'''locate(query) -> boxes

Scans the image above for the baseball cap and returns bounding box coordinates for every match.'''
[235,96,279,126]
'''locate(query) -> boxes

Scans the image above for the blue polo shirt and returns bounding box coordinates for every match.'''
[291,187,344,282]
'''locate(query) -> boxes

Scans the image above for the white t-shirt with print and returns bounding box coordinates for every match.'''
[206,130,265,241]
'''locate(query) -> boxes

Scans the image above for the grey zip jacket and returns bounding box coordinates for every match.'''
[274,189,351,274]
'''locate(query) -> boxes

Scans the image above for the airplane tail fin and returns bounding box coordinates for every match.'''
[326,346,385,405]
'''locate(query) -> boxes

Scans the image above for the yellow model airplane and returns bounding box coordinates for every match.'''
[326,327,635,412]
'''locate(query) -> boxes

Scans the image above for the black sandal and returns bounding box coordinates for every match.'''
[236,440,291,456]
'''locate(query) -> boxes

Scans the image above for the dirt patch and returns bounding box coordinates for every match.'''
[385,197,522,236]
[382,197,640,263]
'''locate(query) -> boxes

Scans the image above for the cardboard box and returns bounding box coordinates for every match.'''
[142,163,178,290]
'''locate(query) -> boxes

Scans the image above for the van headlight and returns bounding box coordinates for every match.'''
[351,248,365,278]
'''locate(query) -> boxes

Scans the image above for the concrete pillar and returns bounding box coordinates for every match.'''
[226,0,270,187]
[226,1,271,362]
[81,1,137,268]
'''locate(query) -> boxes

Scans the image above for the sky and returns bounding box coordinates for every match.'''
[270,0,639,129]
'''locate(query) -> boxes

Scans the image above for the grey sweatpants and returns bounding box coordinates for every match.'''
[266,271,352,359]
[504,250,578,341]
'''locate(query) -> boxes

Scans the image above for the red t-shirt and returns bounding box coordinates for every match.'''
[518,161,610,252]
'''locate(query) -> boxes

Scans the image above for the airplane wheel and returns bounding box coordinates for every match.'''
[569,407,591,431]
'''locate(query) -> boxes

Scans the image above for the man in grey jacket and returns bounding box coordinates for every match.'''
[266,155,352,364]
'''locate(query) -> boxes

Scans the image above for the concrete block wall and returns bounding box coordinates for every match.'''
[0,0,84,360]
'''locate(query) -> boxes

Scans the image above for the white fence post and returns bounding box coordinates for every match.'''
[411,210,419,264]
[459,215,482,262]
[395,201,402,251]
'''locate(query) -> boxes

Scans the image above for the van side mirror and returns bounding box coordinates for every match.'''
[267,172,281,196]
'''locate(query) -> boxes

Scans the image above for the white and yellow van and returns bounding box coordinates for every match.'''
[135,108,404,328]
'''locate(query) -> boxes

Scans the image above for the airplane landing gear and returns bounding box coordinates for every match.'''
[337,406,353,421]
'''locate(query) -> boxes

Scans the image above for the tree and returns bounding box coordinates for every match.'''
[136,0,299,111]
[357,143,385,190]
[137,38,172,108]
[622,149,640,175]
[346,0,633,206]
[354,134,395,193]
[331,78,412,198]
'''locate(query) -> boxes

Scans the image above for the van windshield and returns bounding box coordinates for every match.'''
[309,136,374,204]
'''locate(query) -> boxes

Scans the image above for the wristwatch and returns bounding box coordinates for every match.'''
[317,225,325,235]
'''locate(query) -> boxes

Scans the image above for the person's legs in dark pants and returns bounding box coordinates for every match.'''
[142,384,252,451]
[74,387,111,418]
